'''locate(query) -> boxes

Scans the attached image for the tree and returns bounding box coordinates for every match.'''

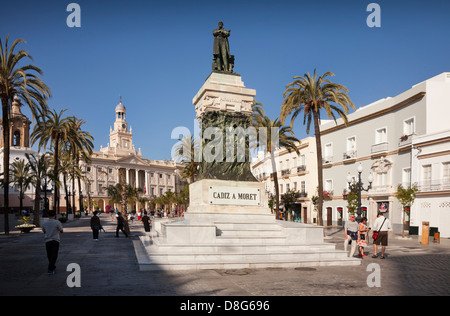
[31,109,74,213]
[68,117,93,214]
[25,152,51,226]
[0,35,50,234]
[281,70,354,226]
[174,135,199,183]
[346,182,358,214]
[282,188,298,221]
[395,184,418,238]
[10,158,31,214]
[253,112,300,219]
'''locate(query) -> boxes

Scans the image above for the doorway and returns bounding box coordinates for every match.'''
[327,207,332,226]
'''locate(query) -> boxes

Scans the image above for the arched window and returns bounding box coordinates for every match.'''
[13,130,21,146]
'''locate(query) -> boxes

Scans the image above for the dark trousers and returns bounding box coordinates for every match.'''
[116,225,128,237]
[45,240,60,271]
[92,229,99,239]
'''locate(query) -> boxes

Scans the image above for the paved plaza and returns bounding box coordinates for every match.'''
[0,214,449,297]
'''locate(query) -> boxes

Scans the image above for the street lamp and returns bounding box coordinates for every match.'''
[347,163,373,223]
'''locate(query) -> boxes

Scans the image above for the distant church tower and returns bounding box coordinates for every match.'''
[0,95,31,148]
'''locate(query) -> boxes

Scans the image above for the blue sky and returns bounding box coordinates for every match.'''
[1,0,450,160]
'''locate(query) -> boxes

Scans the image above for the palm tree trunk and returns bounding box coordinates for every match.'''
[34,185,41,227]
[71,175,76,214]
[77,176,83,213]
[53,137,60,213]
[2,99,11,234]
[63,173,70,214]
[313,110,324,226]
[270,151,280,219]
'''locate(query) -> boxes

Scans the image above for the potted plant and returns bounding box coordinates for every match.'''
[15,216,36,233]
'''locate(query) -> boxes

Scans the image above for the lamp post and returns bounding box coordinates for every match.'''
[347,163,373,223]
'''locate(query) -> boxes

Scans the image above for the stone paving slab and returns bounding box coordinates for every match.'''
[1,214,449,297]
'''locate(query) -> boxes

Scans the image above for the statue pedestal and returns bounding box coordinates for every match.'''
[193,72,255,119]
[133,72,360,270]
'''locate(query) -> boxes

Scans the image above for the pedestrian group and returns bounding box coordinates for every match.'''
[344,211,391,259]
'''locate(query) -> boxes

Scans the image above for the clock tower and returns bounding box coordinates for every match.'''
[108,98,136,155]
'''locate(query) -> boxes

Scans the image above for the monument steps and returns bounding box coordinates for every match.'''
[134,238,358,271]
[134,234,360,271]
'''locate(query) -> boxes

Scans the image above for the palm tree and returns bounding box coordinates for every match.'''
[280,70,354,226]
[174,135,200,183]
[253,113,300,219]
[0,36,50,234]
[31,109,73,213]
[10,158,32,214]
[26,152,51,226]
[68,117,93,215]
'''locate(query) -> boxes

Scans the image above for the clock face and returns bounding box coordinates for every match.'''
[122,124,126,128]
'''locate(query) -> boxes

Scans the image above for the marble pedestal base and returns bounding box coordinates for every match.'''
[134,180,360,270]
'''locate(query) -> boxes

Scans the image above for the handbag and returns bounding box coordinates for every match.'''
[372,218,386,240]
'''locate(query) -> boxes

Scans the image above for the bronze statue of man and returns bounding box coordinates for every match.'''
[213,21,233,72]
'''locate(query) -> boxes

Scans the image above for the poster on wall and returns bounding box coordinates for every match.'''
[377,202,389,213]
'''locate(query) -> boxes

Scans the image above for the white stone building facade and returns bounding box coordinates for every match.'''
[251,136,318,223]
[319,72,450,235]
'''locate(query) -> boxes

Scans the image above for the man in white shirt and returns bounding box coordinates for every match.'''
[41,210,64,274]
[372,212,391,259]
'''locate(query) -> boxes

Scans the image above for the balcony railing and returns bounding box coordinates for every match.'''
[416,179,450,192]
[281,169,291,176]
[297,165,306,173]
[322,156,333,164]
[398,135,412,147]
[371,142,388,154]
[343,150,357,160]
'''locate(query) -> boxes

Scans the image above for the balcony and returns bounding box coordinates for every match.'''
[371,142,388,154]
[297,165,306,173]
[343,150,357,160]
[322,156,333,164]
[398,135,412,147]
[296,191,307,198]
[416,179,450,192]
[281,169,291,176]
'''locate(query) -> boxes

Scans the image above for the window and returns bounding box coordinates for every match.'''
[301,181,306,193]
[280,184,283,194]
[347,136,356,152]
[377,172,387,186]
[443,162,450,188]
[151,188,155,196]
[443,162,450,181]
[293,157,297,167]
[402,168,411,187]
[422,165,431,183]
[160,188,163,196]
[324,143,333,162]
[325,179,333,192]
[159,173,163,178]
[403,118,415,135]
[108,168,113,174]
[286,183,290,192]
[375,128,387,144]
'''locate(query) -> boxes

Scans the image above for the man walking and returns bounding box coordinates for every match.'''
[41,210,64,275]
[372,212,391,259]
